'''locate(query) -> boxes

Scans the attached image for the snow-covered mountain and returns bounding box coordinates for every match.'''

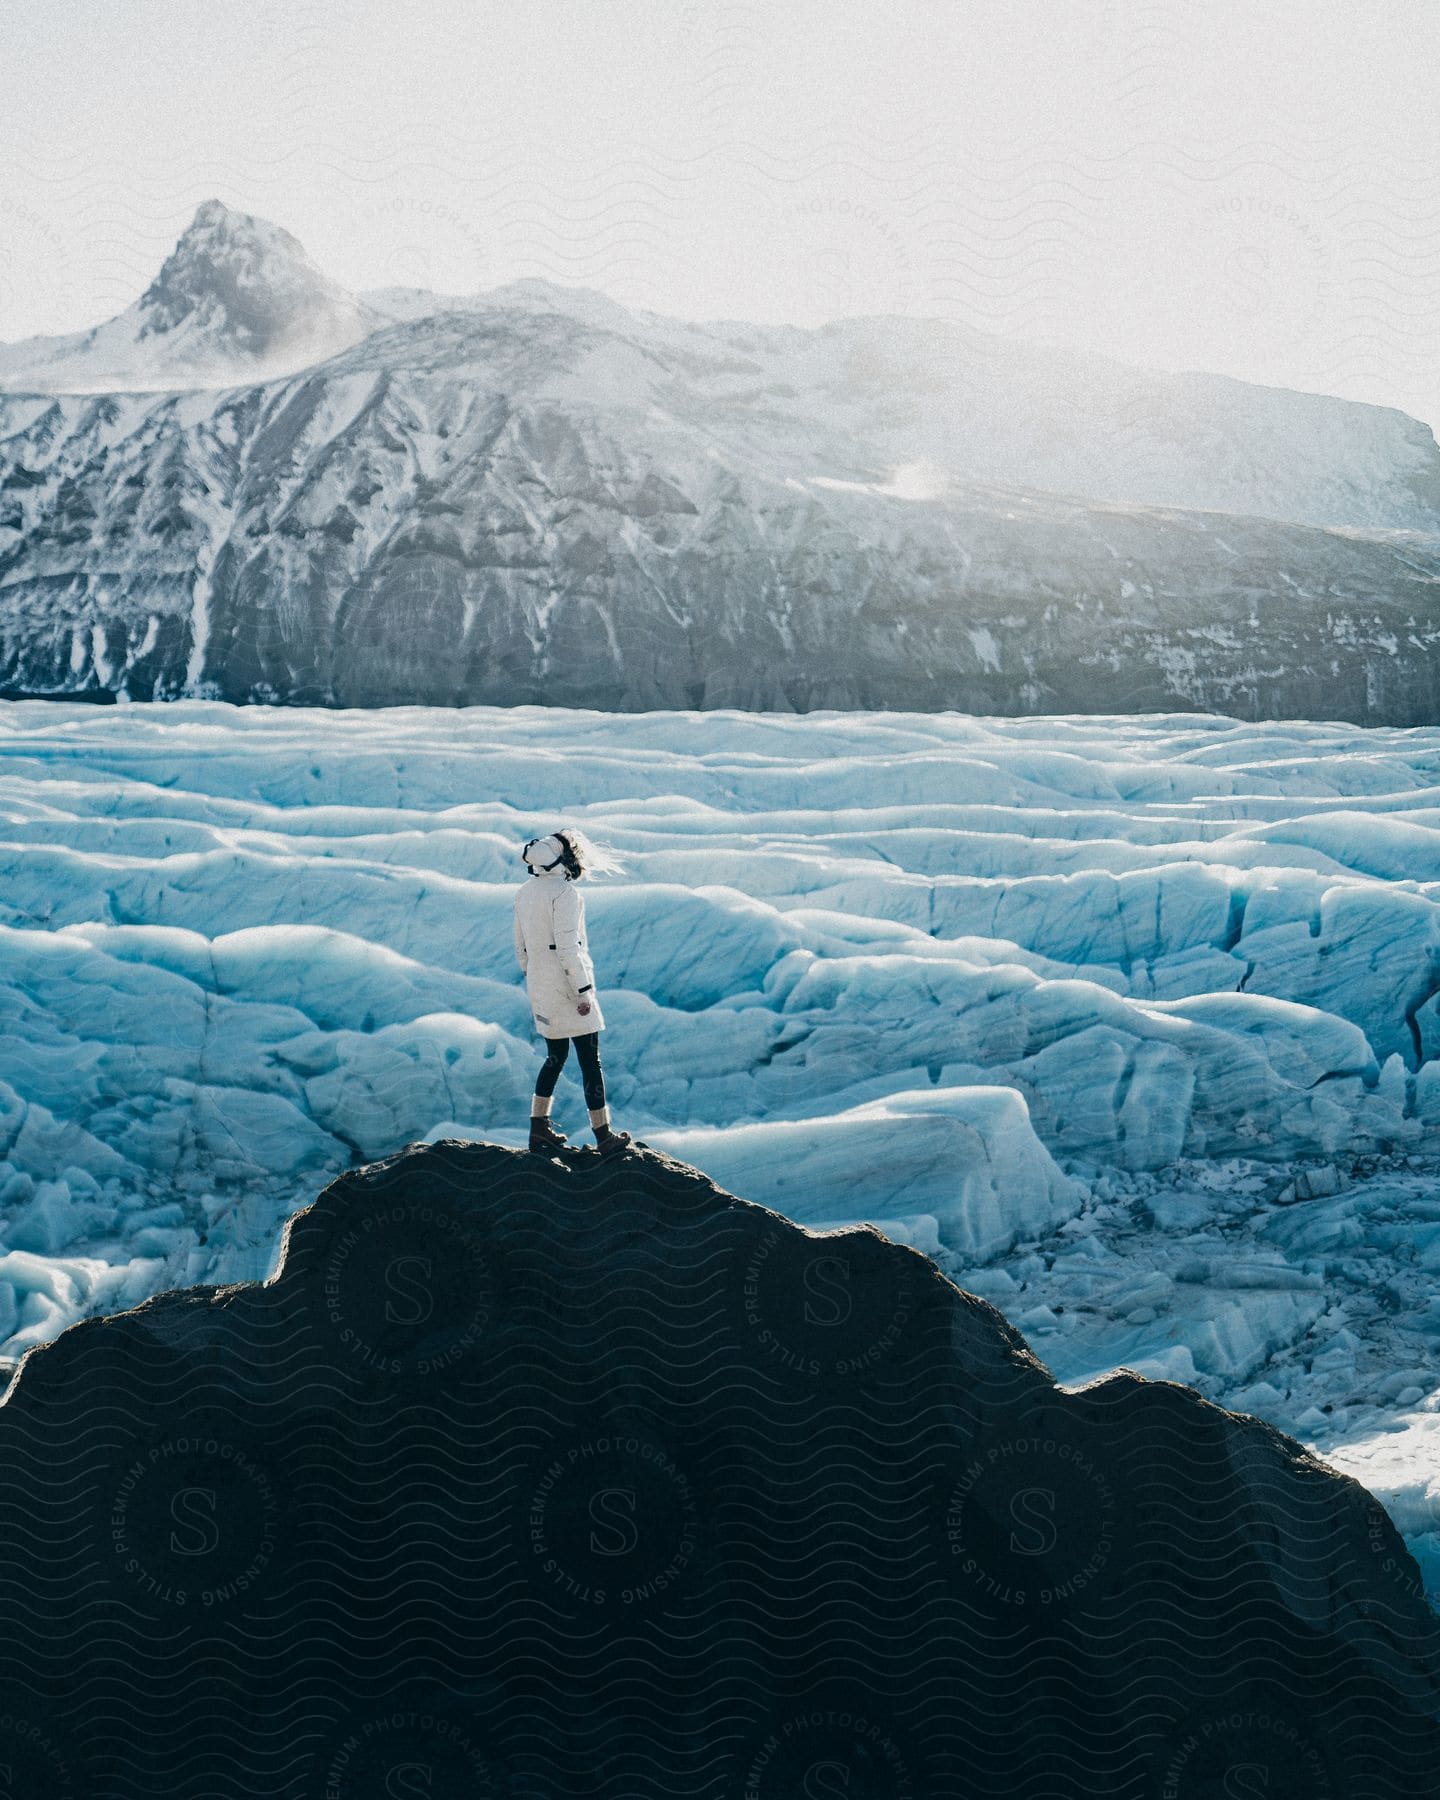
[2,202,1440,716]
[0,201,370,394]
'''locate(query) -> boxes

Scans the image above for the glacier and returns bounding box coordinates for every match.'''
[1,697,1439,1592]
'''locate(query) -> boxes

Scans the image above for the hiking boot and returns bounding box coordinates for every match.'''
[594,1129,633,1158]
[529,1118,568,1155]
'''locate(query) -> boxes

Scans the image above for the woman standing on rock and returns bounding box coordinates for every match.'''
[514,829,631,1157]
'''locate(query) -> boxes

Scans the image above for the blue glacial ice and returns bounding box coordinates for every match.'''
[1,699,1439,1590]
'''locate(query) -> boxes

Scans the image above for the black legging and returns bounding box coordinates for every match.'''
[536,1034,606,1111]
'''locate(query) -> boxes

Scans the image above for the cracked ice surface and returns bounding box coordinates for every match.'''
[2,700,1439,1591]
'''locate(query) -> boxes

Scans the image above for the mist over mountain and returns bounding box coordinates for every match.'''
[1,202,1439,717]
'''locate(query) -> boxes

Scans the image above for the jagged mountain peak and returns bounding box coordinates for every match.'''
[0,200,370,394]
[137,199,356,355]
[190,196,236,229]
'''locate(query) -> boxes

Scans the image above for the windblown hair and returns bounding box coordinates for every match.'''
[562,828,625,877]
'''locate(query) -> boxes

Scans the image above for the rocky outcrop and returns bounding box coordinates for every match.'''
[0,1139,1434,1796]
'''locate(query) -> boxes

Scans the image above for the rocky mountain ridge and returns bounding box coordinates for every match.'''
[2,202,1439,717]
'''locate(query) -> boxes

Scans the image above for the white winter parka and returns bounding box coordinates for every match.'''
[513,870,604,1039]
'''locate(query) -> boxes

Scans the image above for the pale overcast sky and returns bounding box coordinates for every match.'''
[2,0,1439,424]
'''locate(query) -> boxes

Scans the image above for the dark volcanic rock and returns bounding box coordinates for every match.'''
[0,1139,1435,1797]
